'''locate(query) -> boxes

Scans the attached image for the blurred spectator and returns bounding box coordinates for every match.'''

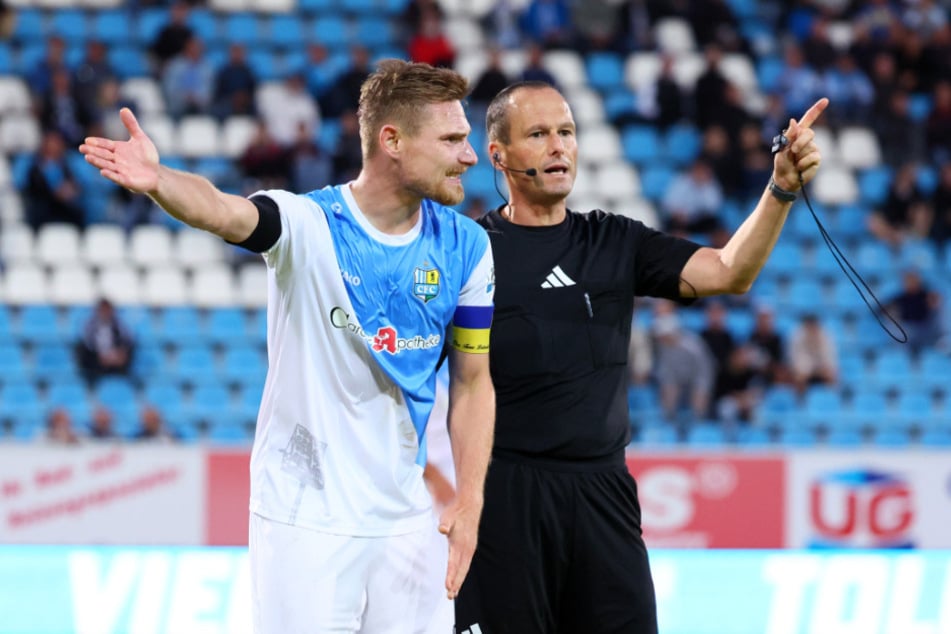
[748,304,789,386]
[332,110,363,183]
[693,44,729,130]
[212,43,258,121]
[929,162,951,246]
[239,121,290,192]
[616,0,655,52]
[821,53,875,128]
[688,0,742,51]
[615,53,683,130]
[700,300,736,380]
[571,0,620,52]
[322,46,371,119]
[162,35,215,119]
[303,44,338,108]
[408,9,456,69]
[519,0,574,49]
[150,1,194,71]
[481,0,524,50]
[400,0,445,42]
[45,408,81,445]
[885,268,943,355]
[920,24,951,94]
[0,0,12,39]
[40,68,94,148]
[738,123,773,202]
[27,35,68,99]
[259,73,321,148]
[661,158,724,238]
[868,52,901,120]
[926,80,951,165]
[627,315,653,386]
[289,123,332,193]
[788,313,838,394]
[801,16,837,72]
[75,298,135,386]
[519,43,558,88]
[875,90,926,168]
[715,345,761,423]
[854,0,901,45]
[91,77,138,141]
[902,0,948,40]
[25,129,86,231]
[88,405,117,441]
[73,40,116,120]
[133,406,178,443]
[653,314,715,422]
[469,48,512,112]
[778,43,823,123]
[868,162,930,246]
[700,124,742,198]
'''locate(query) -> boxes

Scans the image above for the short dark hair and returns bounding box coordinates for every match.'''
[485,81,557,144]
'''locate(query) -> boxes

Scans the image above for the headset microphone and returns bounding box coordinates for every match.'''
[493,153,537,177]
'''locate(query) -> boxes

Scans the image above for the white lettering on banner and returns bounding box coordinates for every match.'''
[68,551,252,634]
[810,555,889,634]
[763,555,822,634]
[71,551,141,634]
[639,467,694,531]
[762,555,951,634]
[129,553,172,634]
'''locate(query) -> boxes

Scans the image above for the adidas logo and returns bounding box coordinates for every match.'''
[540,265,576,288]
[458,625,483,634]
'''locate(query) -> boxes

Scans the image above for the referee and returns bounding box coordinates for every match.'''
[454,83,827,633]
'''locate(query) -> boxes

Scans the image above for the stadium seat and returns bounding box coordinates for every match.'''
[638,164,676,202]
[812,166,858,205]
[2,264,49,305]
[137,114,176,156]
[49,10,88,43]
[542,50,587,90]
[0,222,35,266]
[221,343,266,385]
[578,124,622,164]
[266,14,306,49]
[565,87,605,128]
[223,13,262,46]
[662,124,702,167]
[824,427,864,447]
[190,265,238,308]
[0,113,41,153]
[353,16,395,50]
[0,77,32,115]
[170,345,217,385]
[736,426,771,447]
[311,15,350,48]
[97,265,143,306]
[36,223,82,268]
[857,166,893,206]
[621,125,662,166]
[143,267,188,306]
[156,306,203,346]
[586,52,624,93]
[0,342,27,382]
[129,225,174,269]
[108,46,151,80]
[837,127,882,170]
[82,224,128,268]
[655,17,695,54]
[221,115,258,158]
[91,9,132,45]
[639,424,678,445]
[177,116,222,158]
[0,380,44,423]
[175,228,227,269]
[50,265,97,306]
[593,163,641,202]
[686,423,727,447]
[120,78,166,115]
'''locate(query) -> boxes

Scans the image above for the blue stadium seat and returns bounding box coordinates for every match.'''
[224,13,262,47]
[94,376,138,412]
[221,344,266,386]
[353,16,394,49]
[831,203,870,242]
[736,426,771,447]
[135,8,169,44]
[109,46,152,79]
[780,426,815,447]
[11,413,44,441]
[11,8,45,43]
[143,380,184,409]
[340,0,378,13]
[0,343,26,381]
[171,345,217,383]
[686,423,727,447]
[803,386,843,424]
[47,379,88,407]
[639,424,678,445]
[187,10,220,43]
[91,10,133,45]
[603,89,636,123]
[299,0,336,14]
[898,240,939,271]
[857,166,893,207]
[621,125,661,166]
[586,52,624,93]
[907,93,933,122]
[868,349,912,389]
[755,56,785,93]
[207,422,252,444]
[662,124,702,167]
[14,305,62,344]
[34,343,79,382]
[248,309,268,347]
[919,427,951,447]
[50,10,88,44]
[824,427,864,447]
[0,380,43,422]
[782,278,824,315]
[156,306,203,346]
[0,43,12,73]
[312,16,350,48]
[204,308,248,346]
[268,14,307,49]
[317,117,343,153]
[638,165,675,201]
[191,382,232,420]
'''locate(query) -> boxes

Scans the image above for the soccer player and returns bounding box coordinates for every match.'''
[454,81,826,633]
[80,60,495,634]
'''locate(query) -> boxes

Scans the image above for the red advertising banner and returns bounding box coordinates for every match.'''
[206,451,251,545]
[626,452,786,548]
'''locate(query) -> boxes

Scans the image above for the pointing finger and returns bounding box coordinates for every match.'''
[798,98,829,130]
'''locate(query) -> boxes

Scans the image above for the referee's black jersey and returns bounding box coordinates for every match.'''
[479,207,701,462]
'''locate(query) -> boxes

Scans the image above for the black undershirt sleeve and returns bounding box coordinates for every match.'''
[226,195,282,253]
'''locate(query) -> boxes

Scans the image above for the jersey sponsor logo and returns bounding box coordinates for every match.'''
[329,307,441,355]
[413,267,441,303]
[540,265,576,288]
[340,269,361,286]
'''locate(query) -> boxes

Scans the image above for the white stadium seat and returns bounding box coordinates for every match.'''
[2,264,49,305]
[143,266,188,306]
[97,265,143,305]
[189,265,237,307]
[177,115,221,158]
[50,265,96,305]
[82,224,128,268]
[35,223,82,268]
[129,225,174,268]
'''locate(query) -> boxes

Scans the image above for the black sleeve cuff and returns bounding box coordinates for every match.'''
[227,195,282,253]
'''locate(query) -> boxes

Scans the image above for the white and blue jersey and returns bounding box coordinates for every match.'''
[248,184,494,536]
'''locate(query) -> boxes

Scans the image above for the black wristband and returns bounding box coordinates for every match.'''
[768,177,797,203]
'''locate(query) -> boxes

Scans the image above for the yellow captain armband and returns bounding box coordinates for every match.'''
[450,326,490,353]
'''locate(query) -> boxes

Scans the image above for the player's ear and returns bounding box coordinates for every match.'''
[379,125,401,157]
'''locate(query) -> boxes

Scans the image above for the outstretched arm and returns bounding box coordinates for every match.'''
[439,347,494,600]
[79,108,259,242]
[679,98,829,297]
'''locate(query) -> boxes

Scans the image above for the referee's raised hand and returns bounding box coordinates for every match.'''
[79,107,160,195]
[772,97,829,192]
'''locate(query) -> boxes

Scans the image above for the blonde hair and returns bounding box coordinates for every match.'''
[358,59,470,159]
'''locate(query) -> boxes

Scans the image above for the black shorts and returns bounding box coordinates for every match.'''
[455,455,657,634]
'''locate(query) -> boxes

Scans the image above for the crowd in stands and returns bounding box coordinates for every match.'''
[2,0,951,446]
